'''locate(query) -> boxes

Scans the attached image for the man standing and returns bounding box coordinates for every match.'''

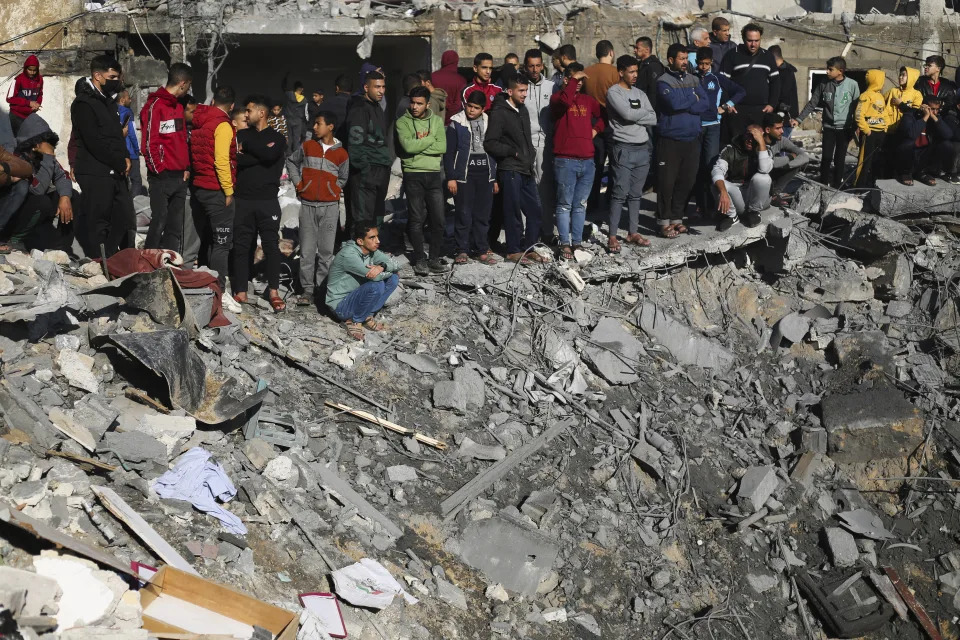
[550,63,604,257]
[584,40,620,214]
[712,124,771,230]
[550,45,578,88]
[307,90,324,127]
[655,43,710,238]
[768,45,799,136]
[231,95,286,311]
[345,72,391,227]
[462,53,503,111]
[281,76,308,148]
[70,55,135,256]
[708,17,736,73]
[606,55,657,252]
[432,50,467,125]
[522,49,556,241]
[496,53,520,87]
[189,85,236,290]
[720,23,780,141]
[686,26,710,67]
[484,73,549,265]
[634,37,665,109]
[396,86,449,275]
[327,75,354,136]
[116,89,145,197]
[140,62,192,250]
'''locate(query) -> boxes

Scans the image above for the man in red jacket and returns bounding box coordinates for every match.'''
[140,62,192,251]
[431,50,466,125]
[549,63,603,257]
[6,55,43,135]
[461,53,503,112]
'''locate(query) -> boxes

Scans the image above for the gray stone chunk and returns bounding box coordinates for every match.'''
[822,209,919,258]
[872,253,911,301]
[822,386,923,463]
[581,318,644,385]
[433,367,485,413]
[396,352,440,374]
[737,465,778,513]
[435,577,468,610]
[97,430,166,463]
[774,312,811,344]
[637,302,735,372]
[870,178,960,214]
[457,436,506,461]
[824,527,859,568]
[0,567,61,617]
[242,438,277,471]
[10,480,47,507]
[457,517,559,597]
[385,465,418,483]
[747,573,778,594]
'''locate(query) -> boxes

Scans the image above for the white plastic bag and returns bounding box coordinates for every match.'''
[331,559,419,610]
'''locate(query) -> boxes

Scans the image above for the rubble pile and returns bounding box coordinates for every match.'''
[0,180,959,639]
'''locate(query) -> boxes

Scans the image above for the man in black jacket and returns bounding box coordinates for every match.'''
[484,73,549,265]
[326,74,353,140]
[719,23,781,144]
[344,72,391,230]
[894,95,959,186]
[708,17,736,73]
[70,55,135,256]
[634,36,665,109]
[281,75,308,149]
[232,95,287,311]
[915,55,958,125]
[768,45,799,136]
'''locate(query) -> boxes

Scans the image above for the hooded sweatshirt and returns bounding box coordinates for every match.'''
[6,55,42,120]
[15,115,71,198]
[856,69,889,134]
[550,78,604,159]
[797,75,860,130]
[140,86,189,174]
[432,50,467,124]
[885,67,923,130]
[462,76,503,112]
[345,94,391,171]
[395,108,446,173]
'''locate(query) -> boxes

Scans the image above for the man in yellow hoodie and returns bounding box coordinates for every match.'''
[855,69,889,189]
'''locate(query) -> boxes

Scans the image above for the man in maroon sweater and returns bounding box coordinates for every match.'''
[549,62,604,257]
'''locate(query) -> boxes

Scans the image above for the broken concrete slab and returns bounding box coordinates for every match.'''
[97,430,166,463]
[581,317,644,385]
[870,178,960,214]
[396,352,441,374]
[433,366,485,413]
[822,385,924,463]
[0,567,61,617]
[456,517,559,597]
[737,465,778,513]
[57,349,100,394]
[384,465,418,483]
[822,209,919,258]
[242,438,277,471]
[871,253,911,301]
[824,527,859,567]
[636,301,735,372]
[457,437,506,461]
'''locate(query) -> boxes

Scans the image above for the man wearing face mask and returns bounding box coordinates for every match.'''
[71,55,135,256]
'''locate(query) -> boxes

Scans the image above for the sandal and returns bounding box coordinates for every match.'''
[607,236,621,254]
[506,252,532,265]
[897,176,914,186]
[673,224,688,235]
[455,252,469,265]
[269,295,286,312]
[476,251,498,265]
[625,233,651,247]
[343,320,364,340]
[526,252,550,264]
[659,225,680,239]
[362,317,388,331]
[233,292,248,304]
[919,174,937,186]
[559,245,574,261]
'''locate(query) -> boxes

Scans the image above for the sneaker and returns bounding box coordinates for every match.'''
[947,174,960,184]
[716,216,738,232]
[295,294,313,306]
[428,259,451,274]
[413,261,430,276]
[743,211,763,228]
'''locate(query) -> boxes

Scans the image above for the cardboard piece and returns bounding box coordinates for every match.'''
[142,567,297,640]
[299,593,347,638]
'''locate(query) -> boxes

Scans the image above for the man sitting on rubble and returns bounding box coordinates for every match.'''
[325,223,399,341]
[761,112,810,206]
[894,95,959,186]
[712,123,772,231]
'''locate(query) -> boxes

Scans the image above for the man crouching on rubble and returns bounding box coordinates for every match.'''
[712,123,771,231]
[325,223,398,341]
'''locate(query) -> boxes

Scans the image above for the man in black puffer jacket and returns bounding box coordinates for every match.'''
[70,55,135,256]
[483,72,548,265]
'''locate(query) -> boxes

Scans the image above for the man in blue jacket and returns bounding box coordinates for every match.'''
[656,43,710,238]
[116,89,146,197]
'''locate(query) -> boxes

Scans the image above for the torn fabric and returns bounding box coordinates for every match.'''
[151,447,247,535]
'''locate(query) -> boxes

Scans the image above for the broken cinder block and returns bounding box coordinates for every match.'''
[822,386,923,464]
[737,465,778,513]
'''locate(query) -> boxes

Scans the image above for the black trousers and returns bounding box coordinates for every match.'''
[145,170,187,250]
[454,166,494,254]
[855,131,886,189]
[895,138,960,179]
[404,171,445,264]
[656,138,700,224]
[8,192,56,246]
[75,173,135,257]
[231,197,281,294]
[347,164,389,230]
[587,130,610,212]
[821,128,854,188]
[194,188,234,289]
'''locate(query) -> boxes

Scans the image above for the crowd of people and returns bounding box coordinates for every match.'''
[3,20,960,338]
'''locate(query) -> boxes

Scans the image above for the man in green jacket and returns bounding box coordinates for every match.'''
[326,223,399,340]
[396,85,449,275]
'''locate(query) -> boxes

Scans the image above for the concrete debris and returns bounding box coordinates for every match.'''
[432,366,485,412]
[636,301,735,371]
[822,386,924,463]
[822,209,919,258]
[737,465,778,513]
[582,317,644,384]
[457,436,506,461]
[396,351,440,374]
[824,527,859,567]
[456,517,559,597]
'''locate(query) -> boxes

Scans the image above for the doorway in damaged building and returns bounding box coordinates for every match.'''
[189,34,432,117]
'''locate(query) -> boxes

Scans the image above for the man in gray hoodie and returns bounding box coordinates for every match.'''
[605,55,657,253]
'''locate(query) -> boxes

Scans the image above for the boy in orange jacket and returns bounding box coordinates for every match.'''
[288,111,349,306]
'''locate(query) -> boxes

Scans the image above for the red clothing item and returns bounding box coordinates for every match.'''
[140,86,190,174]
[462,77,503,112]
[6,55,43,120]
[549,80,604,159]
[190,105,236,192]
[929,79,941,95]
[432,50,467,125]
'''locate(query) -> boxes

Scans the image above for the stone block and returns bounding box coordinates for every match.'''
[871,253,911,301]
[824,527,859,567]
[385,464,418,483]
[457,437,506,461]
[737,465,778,513]
[822,209,919,259]
[433,367,485,413]
[0,567,61,617]
[97,430,166,463]
[636,302,735,372]
[581,318,644,385]
[457,517,559,597]
[822,386,924,463]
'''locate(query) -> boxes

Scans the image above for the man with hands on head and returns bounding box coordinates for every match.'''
[712,123,772,231]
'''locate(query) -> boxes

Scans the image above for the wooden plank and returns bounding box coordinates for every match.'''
[325,401,447,450]
[441,419,573,521]
[91,486,199,575]
[48,407,96,451]
[289,453,403,540]
[45,449,118,472]
[0,502,134,577]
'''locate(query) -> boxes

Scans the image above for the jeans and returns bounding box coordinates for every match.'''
[656,137,699,225]
[453,165,494,254]
[554,157,594,246]
[193,187,235,288]
[334,273,399,323]
[713,173,772,218]
[299,201,340,295]
[498,169,542,255]
[75,173,136,257]
[608,142,650,236]
[146,170,187,250]
[403,171,445,264]
[696,124,721,212]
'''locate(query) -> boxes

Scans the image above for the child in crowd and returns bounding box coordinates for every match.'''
[268,102,288,139]
[854,69,889,188]
[6,55,43,135]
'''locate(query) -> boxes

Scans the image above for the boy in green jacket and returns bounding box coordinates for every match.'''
[396,86,449,276]
[326,223,399,340]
